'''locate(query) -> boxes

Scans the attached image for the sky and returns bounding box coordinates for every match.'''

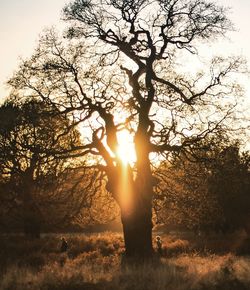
[0,0,250,112]
[0,0,67,101]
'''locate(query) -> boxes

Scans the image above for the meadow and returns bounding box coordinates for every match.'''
[0,231,250,290]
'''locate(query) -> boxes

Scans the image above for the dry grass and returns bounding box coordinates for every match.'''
[0,232,250,290]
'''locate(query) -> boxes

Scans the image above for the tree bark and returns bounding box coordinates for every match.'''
[105,125,155,259]
[120,130,155,259]
[119,172,154,259]
[107,165,154,259]
[121,202,153,258]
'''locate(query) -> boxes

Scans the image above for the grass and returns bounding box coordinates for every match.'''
[0,232,250,290]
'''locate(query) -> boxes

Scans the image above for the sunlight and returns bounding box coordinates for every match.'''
[116,130,136,165]
[119,163,133,214]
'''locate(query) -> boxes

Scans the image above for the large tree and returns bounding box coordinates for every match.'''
[9,0,245,257]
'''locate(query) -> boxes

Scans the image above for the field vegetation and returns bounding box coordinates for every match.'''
[0,232,249,290]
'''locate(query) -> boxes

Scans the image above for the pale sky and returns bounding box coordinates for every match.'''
[0,0,250,107]
[0,0,67,101]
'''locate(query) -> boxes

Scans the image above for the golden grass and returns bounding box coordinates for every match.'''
[0,232,249,290]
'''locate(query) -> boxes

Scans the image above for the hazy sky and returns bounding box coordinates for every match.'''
[0,0,250,104]
[0,0,67,100]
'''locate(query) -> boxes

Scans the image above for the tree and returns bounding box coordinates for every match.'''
[8,0,245,257]
[208,144,250,233]
[0,99,95,236]
[154,136,250,233]
[153,155,221,232]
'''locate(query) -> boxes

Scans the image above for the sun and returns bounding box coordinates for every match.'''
[116,130,136,165]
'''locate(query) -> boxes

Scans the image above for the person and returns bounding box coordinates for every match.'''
[60,237,68,253]
[156,235,162,255]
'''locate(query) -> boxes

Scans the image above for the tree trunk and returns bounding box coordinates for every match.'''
[23,203,42,239]
[120,180,154,259]
[121,127,155,259]
[106,145,155,260]
[121,206,153,258]
[21,165,42,239]
[107,172,154,259]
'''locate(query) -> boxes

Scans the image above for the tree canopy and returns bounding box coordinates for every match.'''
[0,99,101,235]
[7,0,247,257]
[154,136,250,233]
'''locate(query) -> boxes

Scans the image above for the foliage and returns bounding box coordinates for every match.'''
[154,137,250,232]
[0,99,103,234]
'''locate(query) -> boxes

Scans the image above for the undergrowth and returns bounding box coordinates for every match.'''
[0,232,249,290]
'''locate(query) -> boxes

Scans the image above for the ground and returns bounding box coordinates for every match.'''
[0,231,250,290]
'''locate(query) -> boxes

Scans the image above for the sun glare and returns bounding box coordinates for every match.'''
[116,130,136,165]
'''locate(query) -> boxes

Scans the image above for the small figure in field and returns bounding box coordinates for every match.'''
[156,235,162,255]
[60,237,68,253]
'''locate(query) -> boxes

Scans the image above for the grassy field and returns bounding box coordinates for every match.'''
[0,232,250,290]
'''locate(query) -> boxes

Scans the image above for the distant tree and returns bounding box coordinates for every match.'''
[208,144,250,233]
[0,99,97,236]
[154,137,250,233]
[9,0,246,257]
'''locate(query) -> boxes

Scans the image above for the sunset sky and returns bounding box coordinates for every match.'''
[0,0,250,109]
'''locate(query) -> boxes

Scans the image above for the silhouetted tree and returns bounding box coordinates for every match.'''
[154,137,250,234]
[8,0,245,257]
[208,144,250,233]
[0,99,95,236]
